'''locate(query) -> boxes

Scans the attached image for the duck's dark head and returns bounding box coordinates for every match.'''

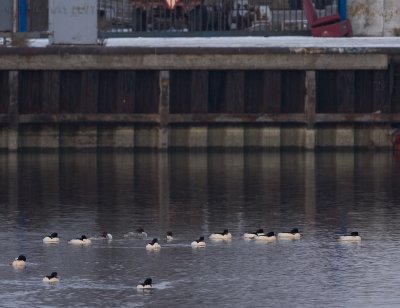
[143,278,152,286]
[102,232,108,238]
[256,229,264,234]
[136,227,145,233]
[266,231,275,237]
[222,229,229,235]
[50,272,58,278]
[167,231,173,237]
[80,235,87,240]
[198,236,205,242]
[351,232,359,237]
[291,228,299,234]
[150,238,158,245]
[17,255,26,261]
[50,233,58,238]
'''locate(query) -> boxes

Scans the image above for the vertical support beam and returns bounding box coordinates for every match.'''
[305,70,316,150]
[8,71,19,151]
[158,71,170,150]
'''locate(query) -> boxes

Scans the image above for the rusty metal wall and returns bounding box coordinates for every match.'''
[0,71,9,114]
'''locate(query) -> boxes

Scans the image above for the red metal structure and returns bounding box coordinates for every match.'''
[303,0,352,37]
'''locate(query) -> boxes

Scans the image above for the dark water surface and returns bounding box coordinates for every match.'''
[1,151,400,307]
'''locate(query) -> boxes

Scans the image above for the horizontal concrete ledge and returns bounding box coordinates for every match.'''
[0,53,388,70]
[1,113,400,125]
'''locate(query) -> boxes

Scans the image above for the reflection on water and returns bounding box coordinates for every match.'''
[1,151,400,307]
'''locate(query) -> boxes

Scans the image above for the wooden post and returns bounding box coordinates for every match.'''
[8,70,18,151]
[158,71,170,150]
[304,71,316,150]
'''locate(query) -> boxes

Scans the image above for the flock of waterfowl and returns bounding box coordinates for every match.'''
[10,228,361,289]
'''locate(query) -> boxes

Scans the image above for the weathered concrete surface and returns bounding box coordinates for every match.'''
[281,126,305,148]
[134,126,158,149]
[208,126,244,148]
[244,127,281,148]
[97,126,135,148]
[348,0,400,36]
[59,125,97,148]
[335,126,354,148]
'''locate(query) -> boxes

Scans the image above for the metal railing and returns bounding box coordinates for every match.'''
[99,0,339,36]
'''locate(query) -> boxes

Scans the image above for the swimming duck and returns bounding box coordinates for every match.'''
[136,227,148,238]
[278,228,301,240]
[68,235,92,245]
[191,236,206,248]
[338,231,361,242]
[101,232,113,240]
[137,278,152,290]
[243,228,265,239]
[166,231,173,242]
[146,238,161,251]
[43,233,60,244]
[11,255,26,267]
[209,229,232,240]
[43,272,59,283]
[254,231,277,242]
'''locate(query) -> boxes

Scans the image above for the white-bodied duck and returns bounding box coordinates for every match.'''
[43,233,60,244]
[166,231,173,242]
[68,235,92,245]
[191,236,206,248]
[243,228,265,239]
[43,272,59,283]
[254,231,277,242]
[146,238,161,251]
[11,255,26,268]
[101,232,113,240]
[209,229,232,240]
[137,278,152,290]
[278,228,301,240]
[338,231,361,242]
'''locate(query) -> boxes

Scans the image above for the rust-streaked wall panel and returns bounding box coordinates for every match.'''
[191,71,208,113]
[316,71,337,113]
[42,71,60,114]
[208,71,225,113]
[281,71,305,113]
[0,71,9,114]
[19,71,42,114]
[134,71,159,114]
[80,71,99,113]
[170,70,191,114]
[60,71,82,113]
[354,71,374,113]
[336,71,355,113]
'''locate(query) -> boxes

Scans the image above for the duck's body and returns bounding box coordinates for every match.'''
[69,235,92,245]
[136,227,148,238]
[137,278,152,290]
[209,229,232,241]
[11,255,26,268]
[43,233,60,244]
[43,272,59,283]
[166,231,173,242]
[339,232,361,242]
[254,231,277,242]
[146,238,161,251]
[191,236,206,248]
[243,229,265,239]
[278,228,301,240]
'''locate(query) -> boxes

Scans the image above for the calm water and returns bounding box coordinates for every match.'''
[1,151,400,307]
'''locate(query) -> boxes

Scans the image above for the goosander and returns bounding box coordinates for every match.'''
[11,255,26,267]
[191,236,206,248]
[43,272,59,283]
[146,238,161,251]
[68,235,92,245]
[101,232,113,240]
[243,228,265,239]
[209,229,232,240]
[137,278,152,290]
[338,232,361,242]
[278,228,301,240]
[166,231,173,242]
[43,233,60,244]
[136,227,148,238]
[254,231,277,241]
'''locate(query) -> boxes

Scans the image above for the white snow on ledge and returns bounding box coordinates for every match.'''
[27,36,400,49]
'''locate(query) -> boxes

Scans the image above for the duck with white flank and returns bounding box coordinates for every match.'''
[43,233,60,244]
[68,235,92,245]
[11,255,26,268]
[137,278,152,290]
[136,227,148,238]
[278,228,301,240]
[166,231,173,242]
[243,228,265,239]
[191,236,206,248]
[209,229,232,240]
[43,272,59,283]
[254,231,277,242]
[101,232,113,240]
[146,238,161,251]
[338,231,361,242]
